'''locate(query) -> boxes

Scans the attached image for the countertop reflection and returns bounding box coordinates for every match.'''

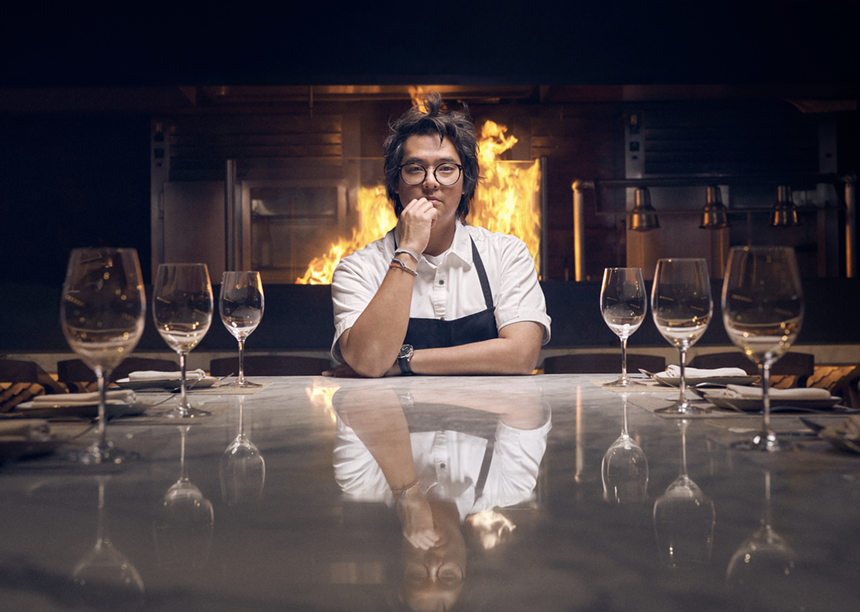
[1,375,858,612]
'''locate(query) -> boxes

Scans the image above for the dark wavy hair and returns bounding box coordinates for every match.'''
[383,92,479,223]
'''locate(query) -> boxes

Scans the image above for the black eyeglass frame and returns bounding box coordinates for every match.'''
[397,163,464,186]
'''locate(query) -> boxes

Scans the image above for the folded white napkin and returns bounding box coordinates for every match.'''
[0,419,51,440]
[26,390,137,405]
[127,369,205,381]
[721,385,833,401]
[658,366,749,379]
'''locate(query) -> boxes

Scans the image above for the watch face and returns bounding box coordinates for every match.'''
[399,345,413,359]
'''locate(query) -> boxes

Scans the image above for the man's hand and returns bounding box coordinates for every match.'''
[396,197,437,256]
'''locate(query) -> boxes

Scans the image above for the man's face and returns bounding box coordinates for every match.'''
[395,133,464,233]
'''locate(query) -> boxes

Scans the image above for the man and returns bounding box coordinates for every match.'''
[328,92,550,377]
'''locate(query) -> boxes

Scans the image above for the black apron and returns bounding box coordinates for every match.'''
[397,235,499,351]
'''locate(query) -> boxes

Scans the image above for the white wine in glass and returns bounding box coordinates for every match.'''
[722,246,803,451]
[60,247,146,464]
[153,264,213,418]
[219,271,264,388]
[651,258,712,414]
[600,267,647,387]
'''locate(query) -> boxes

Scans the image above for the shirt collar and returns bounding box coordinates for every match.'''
[447,222,473,266]
[392,222,473,267]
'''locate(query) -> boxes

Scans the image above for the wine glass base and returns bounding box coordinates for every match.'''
[68,441,140,465]
[220,379,263,389]
[655,403,710,415]
[732,431,795,452]
[603,376,643,388]
[164,406,211,419]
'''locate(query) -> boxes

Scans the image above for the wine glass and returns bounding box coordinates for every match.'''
[153,427,215,570]
[653,419,716,567]
[72,476,145,606]
[60,247,146,464]
[600,268,647,387]
[722,246,803,452]
[651,258,713,414]
[220,396,266,505]
[601,393,649,503]
[153,264,213,418]
[726,470,799,610]
[219,271,265,388]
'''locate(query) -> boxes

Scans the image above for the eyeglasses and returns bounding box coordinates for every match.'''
[398,162,463,186]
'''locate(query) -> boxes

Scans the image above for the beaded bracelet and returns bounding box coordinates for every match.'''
[391,479,420,499]
[389,258,418,276]
[394,248,421,264]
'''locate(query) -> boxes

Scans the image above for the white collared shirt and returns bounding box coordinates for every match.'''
[330,222,551,362]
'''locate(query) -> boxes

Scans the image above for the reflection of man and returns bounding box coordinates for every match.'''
[328,92,551,378]
[332,380,550,610]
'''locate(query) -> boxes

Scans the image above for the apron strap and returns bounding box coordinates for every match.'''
[470,238,494,310]
[393,231,494,310]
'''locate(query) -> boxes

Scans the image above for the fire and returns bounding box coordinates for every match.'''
[466,509,516,550]
[295,185,395,284]
[471,121,542,275]
[295,120,541,284]
[305,380,340,424]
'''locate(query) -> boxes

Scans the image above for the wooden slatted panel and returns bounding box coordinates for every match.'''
[165,114,344,181]
[642,104,819,176]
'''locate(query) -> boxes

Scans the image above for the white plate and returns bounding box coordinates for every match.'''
[114,376,218,390]
[13,400,148,419]
[702,393,841,412]
[653,375,759,388]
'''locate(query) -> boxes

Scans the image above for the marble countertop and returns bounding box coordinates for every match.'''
[1,374,858,612]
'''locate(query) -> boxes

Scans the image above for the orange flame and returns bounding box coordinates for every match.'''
[466,509,516,550]
[305,380,340,424]
[471,121,542,275]
[295,185,395,285]
[295,121,541,284]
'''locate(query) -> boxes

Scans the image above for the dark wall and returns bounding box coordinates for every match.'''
[4,279,858,354]
[2,113,151,285]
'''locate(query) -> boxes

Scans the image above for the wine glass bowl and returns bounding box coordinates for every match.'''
[722,246,803,451]
[153,264,213,418]
[153,427,215,570]
[653,420,715,567]
[60,247,146,464]
[651,258,713,414]
[219,271,265,388]
[220,398,266,505]
[600,268,647,387]
[601,394,649,503]
[726,470,798,609]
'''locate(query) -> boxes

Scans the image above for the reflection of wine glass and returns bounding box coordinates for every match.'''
[722,246,804,452]
[651,258,713,414]
[219,271,265,388]
[153,264,213,418]
[600,268,647,387]
[73,476,145,606]
[153,427,214,570]
[60,248,146,464]
[601,393,649,503]
[653,420,715,567]
[220,396,266,505]
[726,470,798,610]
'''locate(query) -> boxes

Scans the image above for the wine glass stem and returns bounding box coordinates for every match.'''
[179,353,188,410]
[237,339,246,384]
[96,370,108,450]
[677,347,689,405]
[761,364,772,434]
[619,336,629,383]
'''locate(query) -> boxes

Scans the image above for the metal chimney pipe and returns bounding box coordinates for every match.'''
[572,180,593,282]
[846,174,857,278]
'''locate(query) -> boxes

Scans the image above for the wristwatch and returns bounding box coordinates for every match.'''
[397,344,414,375]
